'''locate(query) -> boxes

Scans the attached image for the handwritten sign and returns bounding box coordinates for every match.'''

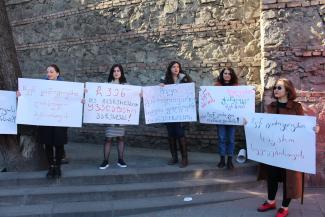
[143,83,197,124]
[245,113,316,174]
[16,78,84,127]
[0,90,17,134]
[83,82,141,125]
[199,86,255,125]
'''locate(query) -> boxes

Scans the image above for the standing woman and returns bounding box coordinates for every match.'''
[215,67,238,169]
[99,64,128,169]
[256,78,318,217]
[39,64,68,179]
[160,61,193,168]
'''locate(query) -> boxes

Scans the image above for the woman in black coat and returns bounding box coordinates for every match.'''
[38,64,68,179]
[159,61,193,168]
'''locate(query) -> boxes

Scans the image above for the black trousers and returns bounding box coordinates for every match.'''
[45,145,63,166]
[166,123,185,138]
[267,165,291,207]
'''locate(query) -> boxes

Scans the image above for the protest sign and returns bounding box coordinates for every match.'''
[83,82,141,125]
[0,90,17,134]
[143,83,197,124]
[245,113,316,174]
[16,78,84,127]
[199,86,255,125]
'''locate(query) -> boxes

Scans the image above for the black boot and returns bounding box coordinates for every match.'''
[217,156,225,168]
[46,165,55,179]
[54,165,62,178]
[179,137,188,168]
[168,137,178,165]
[227,156,234,170]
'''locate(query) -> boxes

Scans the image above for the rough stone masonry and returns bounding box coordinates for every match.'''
[4,0,325,185]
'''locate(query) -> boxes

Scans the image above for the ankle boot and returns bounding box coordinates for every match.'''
[217,156,225,168]
[46,165,55,179]
[227,156,234,170]
[168,137,178,165]
[54,165,62,178]
[179,137,188,168]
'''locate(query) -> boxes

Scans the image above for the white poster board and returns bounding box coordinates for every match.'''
[245,113,316,174]
[199,86,255,125]
[0,90,17,134]
[143,83,197,124]
[16,78,84,127]
[83,82,142,125]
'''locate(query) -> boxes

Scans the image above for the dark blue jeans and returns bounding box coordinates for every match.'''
[218,125,236,156]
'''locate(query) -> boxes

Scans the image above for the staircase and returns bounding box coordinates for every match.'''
[0,144,259,217]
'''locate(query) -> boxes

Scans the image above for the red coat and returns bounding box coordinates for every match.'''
[257,100,304,200]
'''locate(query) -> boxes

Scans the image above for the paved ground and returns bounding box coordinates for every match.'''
[65,143,325,217]
[126,188,325,217]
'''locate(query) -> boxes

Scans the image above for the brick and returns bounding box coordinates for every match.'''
[303,51,313,57]
[313,51,322,56]
[262,3,279,9]
[310,0,320,5]
[263,0,277,4]
[286,2,302,7]
[301,2,311,7]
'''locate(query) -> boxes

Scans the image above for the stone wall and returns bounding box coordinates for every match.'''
[4,0,325,185]
[5,0,261,153]
[260,0,325,186]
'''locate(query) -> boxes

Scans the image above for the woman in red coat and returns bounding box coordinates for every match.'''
[256,78,318,217]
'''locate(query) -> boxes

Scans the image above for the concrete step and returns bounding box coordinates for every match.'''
[0,163,257,187]
[0,189,260,217]
[0,174,258,207]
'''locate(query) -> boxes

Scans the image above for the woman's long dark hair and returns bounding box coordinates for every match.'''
[164,61,185,84]
[217,67,238,85]
[107,64,127,84]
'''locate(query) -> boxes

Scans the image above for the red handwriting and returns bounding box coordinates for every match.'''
[96,86,126,97]
[200,89,215,109]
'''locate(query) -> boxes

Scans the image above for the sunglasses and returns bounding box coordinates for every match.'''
[273,86,283,91]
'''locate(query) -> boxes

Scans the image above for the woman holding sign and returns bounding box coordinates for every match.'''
[99,64,128,169]
[39,64,68,179]
[160,61,193,168]
[256,78,317,217]
[214,67,238,170]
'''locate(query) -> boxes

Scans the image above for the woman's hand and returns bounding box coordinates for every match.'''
[81,98,85,104]
[243,118,248,126]
[16,91,21,97]
[84,88,88,94]
[313,125,320,134]
[159,83,165,87]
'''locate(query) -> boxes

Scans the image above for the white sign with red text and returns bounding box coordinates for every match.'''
[199,86,255,125]
[83,82,142,125]
[143,83,197,124]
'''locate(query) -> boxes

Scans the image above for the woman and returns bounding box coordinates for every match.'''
[160,61,193,168]
[215,67,238,170]
[256,78,319,217]
[99,64,128,169]
[39,64,68,179]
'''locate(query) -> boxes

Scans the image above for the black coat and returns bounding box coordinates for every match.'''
[38,126,68,147]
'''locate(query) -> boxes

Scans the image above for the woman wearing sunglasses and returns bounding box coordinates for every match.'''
[256,78,319,217]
